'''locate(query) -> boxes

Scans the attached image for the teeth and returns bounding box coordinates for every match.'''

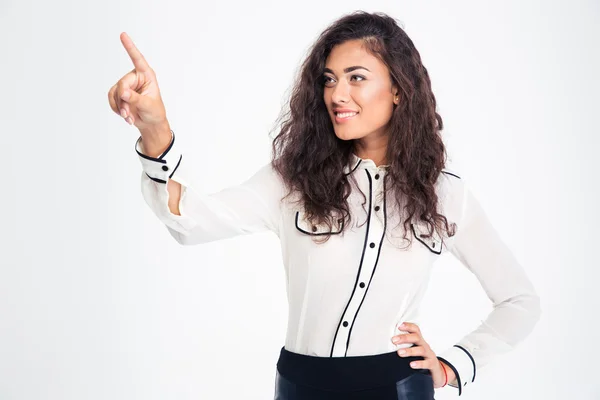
[337,112,357,118]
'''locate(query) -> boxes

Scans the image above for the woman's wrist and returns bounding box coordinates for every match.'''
[139,120,172,157]
[439,360,456,385]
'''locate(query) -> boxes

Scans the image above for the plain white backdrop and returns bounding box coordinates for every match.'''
[1,0,598,399]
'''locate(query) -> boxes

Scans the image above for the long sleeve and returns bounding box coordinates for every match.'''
[436,177,542,396]
[135,130,284,245]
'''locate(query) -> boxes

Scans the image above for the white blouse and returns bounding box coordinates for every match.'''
[135,130,541,396]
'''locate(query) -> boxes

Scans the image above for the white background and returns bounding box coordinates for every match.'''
[1,0,598,399]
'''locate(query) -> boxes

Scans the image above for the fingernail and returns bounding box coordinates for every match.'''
[120,108,127,118]
[398,350,406,356]
[392,337,400,344]
[126,116,133,125]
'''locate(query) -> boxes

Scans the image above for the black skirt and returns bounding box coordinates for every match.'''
[275,346,435,400]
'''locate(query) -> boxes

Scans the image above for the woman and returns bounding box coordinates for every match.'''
[108,11,541,399]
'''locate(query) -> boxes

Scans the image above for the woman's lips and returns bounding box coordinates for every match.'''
[335,112,358,123]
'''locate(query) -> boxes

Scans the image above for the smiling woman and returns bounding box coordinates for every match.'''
[322,42,400,147]
[270,11,451,249]
[120,9,541,400]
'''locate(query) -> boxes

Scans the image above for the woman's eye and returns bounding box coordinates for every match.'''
[322,75,365,85]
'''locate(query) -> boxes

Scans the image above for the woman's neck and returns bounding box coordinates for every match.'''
[353,143,388,167]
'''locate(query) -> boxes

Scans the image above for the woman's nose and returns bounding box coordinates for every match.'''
[331,81,351,104]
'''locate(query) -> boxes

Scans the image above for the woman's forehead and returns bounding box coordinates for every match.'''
[325,40,387,73]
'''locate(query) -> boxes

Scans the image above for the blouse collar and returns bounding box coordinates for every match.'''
[344,153,390,175]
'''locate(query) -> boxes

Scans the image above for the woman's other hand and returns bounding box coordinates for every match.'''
[391,322,456,389]
[107,32,170,148]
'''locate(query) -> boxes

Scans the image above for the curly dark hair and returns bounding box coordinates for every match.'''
[269,10,456,247]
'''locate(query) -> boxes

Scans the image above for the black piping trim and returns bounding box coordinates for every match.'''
[330,169,372,357]
[441,170,461,179]
[344,159,362,176]
[168,154,183,179]
[294,211,344,235]
[158,130,175,160]
[437,356,462,396]
[411,223,442,255]
[145,173,166,184]
[344,169,387,356]
[134,130,175,164]
[454,345,476,382]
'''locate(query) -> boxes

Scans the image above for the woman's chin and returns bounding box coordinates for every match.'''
[333,127,359,141]
[334,131,363,141]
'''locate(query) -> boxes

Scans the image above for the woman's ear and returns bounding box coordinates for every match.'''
[392,85,400,105]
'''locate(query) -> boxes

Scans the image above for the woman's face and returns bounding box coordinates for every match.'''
[323,39,399,142]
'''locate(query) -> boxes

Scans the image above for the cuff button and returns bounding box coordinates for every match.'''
[162,166,169,171]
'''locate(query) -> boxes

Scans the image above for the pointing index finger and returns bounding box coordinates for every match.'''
[120,32,150,72]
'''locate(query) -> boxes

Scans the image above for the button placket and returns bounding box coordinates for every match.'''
[330,168,387,357]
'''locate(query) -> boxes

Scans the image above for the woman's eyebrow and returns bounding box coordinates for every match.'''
[323,66,371,74]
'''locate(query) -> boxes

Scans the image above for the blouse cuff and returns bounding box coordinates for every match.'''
[135,130,183,184]
[437,345,476,396]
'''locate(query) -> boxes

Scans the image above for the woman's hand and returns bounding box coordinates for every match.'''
[107,32,169,139]
[391,322,455,389]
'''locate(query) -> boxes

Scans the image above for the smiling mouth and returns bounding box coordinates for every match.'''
[334,111,359,122]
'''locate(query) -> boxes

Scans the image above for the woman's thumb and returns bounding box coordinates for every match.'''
[121,89,153,112]
[121,89,138,105]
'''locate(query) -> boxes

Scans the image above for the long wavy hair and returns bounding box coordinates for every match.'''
[270,10,456,247]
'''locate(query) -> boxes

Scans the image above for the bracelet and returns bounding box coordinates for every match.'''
[439,360,448,387]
